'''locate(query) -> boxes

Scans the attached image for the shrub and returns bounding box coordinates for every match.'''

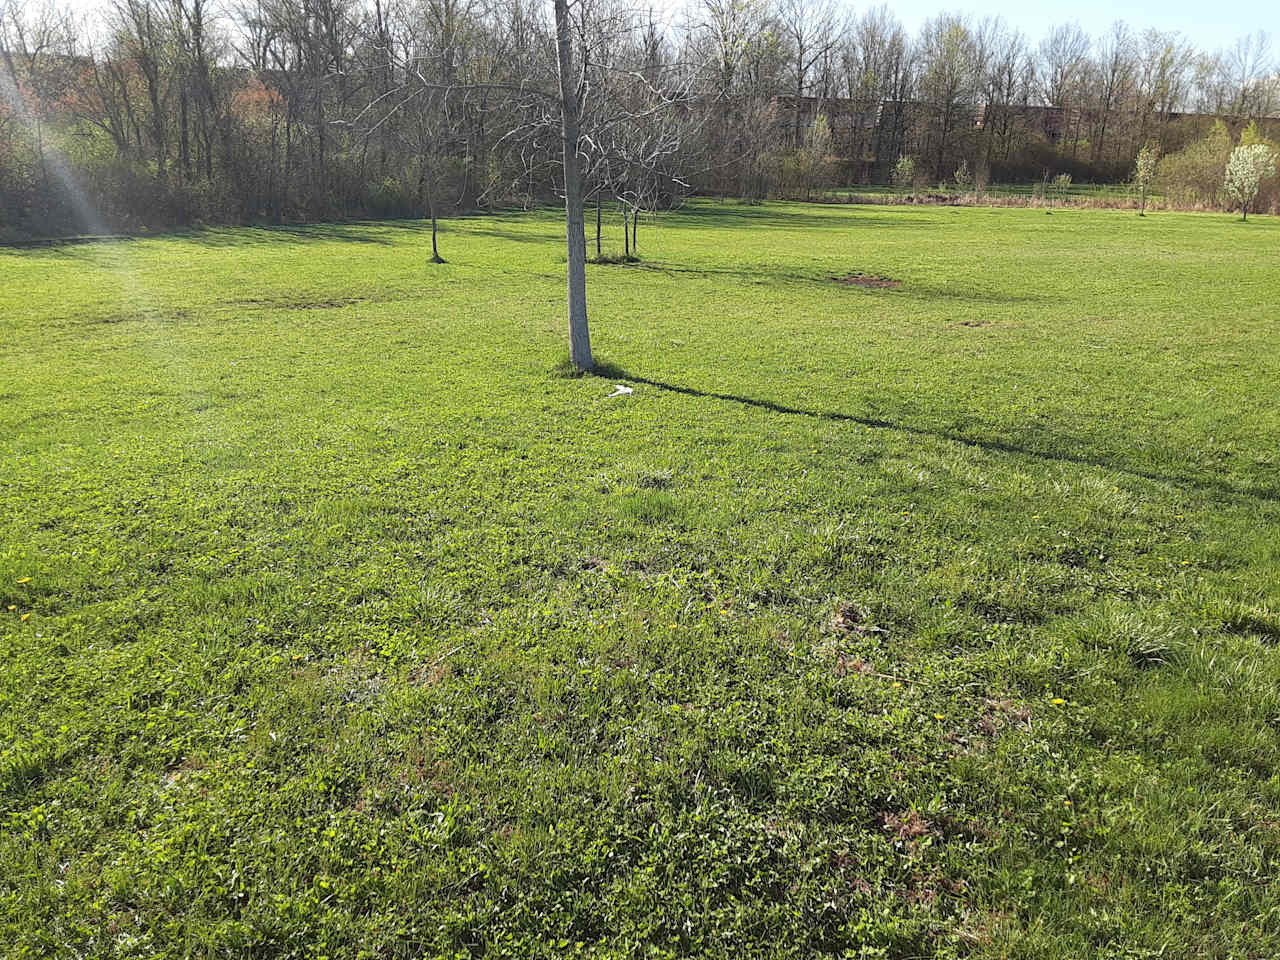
[892,155,915,195]
[1156,119,1233,208]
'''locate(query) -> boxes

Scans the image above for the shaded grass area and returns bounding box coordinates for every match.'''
[2,202,1279,958]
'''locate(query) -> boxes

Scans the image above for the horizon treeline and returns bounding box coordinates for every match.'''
[1,0,1277,238]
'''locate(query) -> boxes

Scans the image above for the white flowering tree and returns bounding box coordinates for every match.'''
[1134,143,1159,216]
[1223,144,1278,221]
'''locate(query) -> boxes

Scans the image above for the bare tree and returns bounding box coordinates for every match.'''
[5,0,1278,242]
[1133,29,1194,144]
[975,19,1032,172]
[1086,22,1136,167]
[917,13,978,179]
[0,2,78,194]
[343,0,702,370]
[550,0,593,368]
[777,0,843,144]
[1038,22,1090,107]
[1225,31,1276,118]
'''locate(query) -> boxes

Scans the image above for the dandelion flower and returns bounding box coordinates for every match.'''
[16,577,30,584]
[1051,698,1066,705]
[934,713,945,720]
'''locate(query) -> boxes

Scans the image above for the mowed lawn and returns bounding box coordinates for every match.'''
[2,202,1279,958]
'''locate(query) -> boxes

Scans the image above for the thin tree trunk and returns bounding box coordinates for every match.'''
[179,90,190,181]
[553,0,592,371]
[632,207,639,255]
[34,118,48,192]
[595,194,601,259]
[423,172,445,263]
[623,203,630,258]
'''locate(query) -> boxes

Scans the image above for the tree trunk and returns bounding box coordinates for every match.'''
[179,89,190,181]
[553,0,592,371]
[595,194,601,259]
[34,118,48,192]
[623,203,630,258]
[632,207,639,255]
[793,70,805,145]
[423,171,445,263]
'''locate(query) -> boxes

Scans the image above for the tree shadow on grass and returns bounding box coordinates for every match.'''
[461,225,559,245]
[672,202,937,232]
[180,223,401,246]
[627,261,1049,303]
[591,362,1278,504]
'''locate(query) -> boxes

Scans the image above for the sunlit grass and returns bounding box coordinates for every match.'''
[2,202,1278,958]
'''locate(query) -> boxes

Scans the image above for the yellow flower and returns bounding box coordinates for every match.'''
[5,605,13,611]
[933,713,945,720]
[16,577,30,584]
[1051,698,1066,705]
[21,613,30,622]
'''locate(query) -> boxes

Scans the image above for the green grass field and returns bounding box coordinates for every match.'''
[3,202,1279,958]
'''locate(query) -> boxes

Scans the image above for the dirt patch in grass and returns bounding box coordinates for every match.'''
[830,272,901,289]
[830,601,887,636]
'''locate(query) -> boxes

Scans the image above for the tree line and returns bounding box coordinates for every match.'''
[1,0,1278,241]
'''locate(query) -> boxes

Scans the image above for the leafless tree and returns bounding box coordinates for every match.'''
[1086,21,1136,166]
[1225,31,1276,118]
[917,13,978,178]
[777,0,843,144]
[3,0,1279,243]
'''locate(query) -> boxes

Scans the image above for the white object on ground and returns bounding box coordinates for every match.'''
[605,384,634,399]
